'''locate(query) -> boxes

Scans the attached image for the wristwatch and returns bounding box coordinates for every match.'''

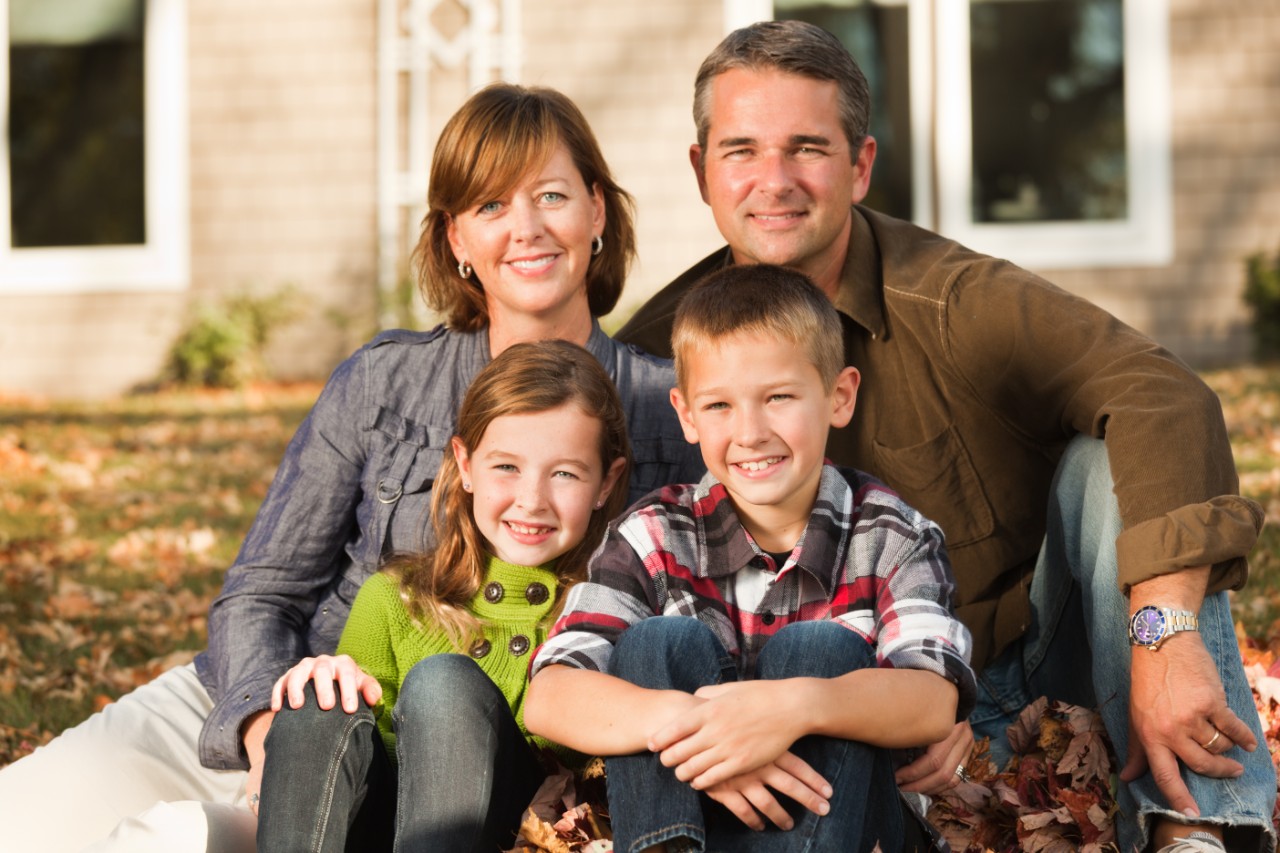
[1128,605,1198,651]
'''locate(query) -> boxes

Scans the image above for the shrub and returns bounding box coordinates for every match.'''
[165,288,298,388]
[1244,248,1280,361]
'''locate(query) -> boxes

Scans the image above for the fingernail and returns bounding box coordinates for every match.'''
[822,785,833,798]
[1183,807,1200,818]
[818,800,830,815]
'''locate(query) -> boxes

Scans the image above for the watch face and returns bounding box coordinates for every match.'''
[1131,607,1166,645]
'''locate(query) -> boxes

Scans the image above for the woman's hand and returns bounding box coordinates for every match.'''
[894,720,975,795]
[270,654,382,714]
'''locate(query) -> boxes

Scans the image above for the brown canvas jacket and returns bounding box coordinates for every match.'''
[617,205,1263,669]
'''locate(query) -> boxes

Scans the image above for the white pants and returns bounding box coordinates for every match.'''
[0,664,256,853]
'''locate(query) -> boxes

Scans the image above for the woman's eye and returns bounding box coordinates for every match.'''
[540,192,565,203]
[478,201,502,215]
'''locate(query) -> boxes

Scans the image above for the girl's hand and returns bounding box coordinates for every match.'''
[270,654,382,714]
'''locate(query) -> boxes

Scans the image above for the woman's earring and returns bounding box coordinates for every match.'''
[591,235,603,257]
[457,260,473,279]
[462,482,472,492]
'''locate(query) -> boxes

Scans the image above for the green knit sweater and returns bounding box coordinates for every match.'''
[336,556,564,763]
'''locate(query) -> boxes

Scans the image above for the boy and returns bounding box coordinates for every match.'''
[525,264,976,852]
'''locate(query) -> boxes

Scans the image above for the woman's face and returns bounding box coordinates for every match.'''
[447,143,605,329]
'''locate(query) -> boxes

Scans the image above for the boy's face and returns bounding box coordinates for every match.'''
[670,331,859,550]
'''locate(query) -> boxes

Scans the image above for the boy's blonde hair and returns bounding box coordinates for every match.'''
[386,339,632,650]
[672,264,845,391]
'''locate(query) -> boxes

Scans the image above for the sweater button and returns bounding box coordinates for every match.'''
[524,582,549,605]
[484,582,505,603]
[508,635,530,657]
[470,639,492,659]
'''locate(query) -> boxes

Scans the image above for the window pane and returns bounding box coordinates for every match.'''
[969,0,1126,223]
[776,0,912,220]
[8,0,146,247]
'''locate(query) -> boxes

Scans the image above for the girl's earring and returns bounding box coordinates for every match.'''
[594,500,604,510]
[457,260,473,279]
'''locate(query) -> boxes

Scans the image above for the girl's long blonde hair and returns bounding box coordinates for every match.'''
[388,339,632,649]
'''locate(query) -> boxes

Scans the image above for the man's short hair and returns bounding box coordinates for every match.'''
[693,20,871,161]
[672,264,845,391]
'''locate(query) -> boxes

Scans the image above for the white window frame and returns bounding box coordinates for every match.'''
[935,0,1171,268]
[736,0,1172,269]
[0,0,188,293]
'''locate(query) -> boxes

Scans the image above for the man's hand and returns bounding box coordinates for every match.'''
[271,654,382,714]
[894,720,974,795]
[702,751,832,831]
[648,680,809,790]
[1121,632,1254,817]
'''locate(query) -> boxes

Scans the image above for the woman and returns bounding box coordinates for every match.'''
[0,84,702,853]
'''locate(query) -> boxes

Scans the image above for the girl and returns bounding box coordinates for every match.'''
[255,339,630,852]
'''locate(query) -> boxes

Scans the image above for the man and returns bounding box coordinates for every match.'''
[618,20,1272,853]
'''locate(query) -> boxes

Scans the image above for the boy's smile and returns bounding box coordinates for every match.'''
[671,331,858,552]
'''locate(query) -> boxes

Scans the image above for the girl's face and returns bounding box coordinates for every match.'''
[453,403,624,568]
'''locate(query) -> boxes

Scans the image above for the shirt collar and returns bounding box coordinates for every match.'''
[830,206,888,341]
[691,463,853,599]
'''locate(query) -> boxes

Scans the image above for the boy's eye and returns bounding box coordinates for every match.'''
[702,401,729,412]
[768,393,794,403]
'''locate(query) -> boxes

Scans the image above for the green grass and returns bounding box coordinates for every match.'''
[0,368,1277,768]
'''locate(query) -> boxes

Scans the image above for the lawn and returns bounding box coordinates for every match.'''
[0,368,1278,850]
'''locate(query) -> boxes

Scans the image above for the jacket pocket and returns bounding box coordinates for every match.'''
[872,425,995,548]
[365,407,451,555]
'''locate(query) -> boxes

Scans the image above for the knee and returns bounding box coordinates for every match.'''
[266,682,374,749]
[757,621,873,680]
[610,617,726,689]
[395,654,501,728]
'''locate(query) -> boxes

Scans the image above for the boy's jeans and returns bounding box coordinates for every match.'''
[605,617,904,853]
[970,436,1276,853]
[256,654,545,853]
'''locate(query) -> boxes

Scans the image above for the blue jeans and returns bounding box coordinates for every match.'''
[605,617,904,853]
[970,436,1277,853]
[256,654,545,853]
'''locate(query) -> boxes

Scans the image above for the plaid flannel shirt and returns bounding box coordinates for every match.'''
[532,462,977,718]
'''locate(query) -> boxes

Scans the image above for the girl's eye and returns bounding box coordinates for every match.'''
[493,463,518,473]
[552,469,581,480]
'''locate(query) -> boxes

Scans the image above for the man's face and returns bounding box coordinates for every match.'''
[691,68,875,296]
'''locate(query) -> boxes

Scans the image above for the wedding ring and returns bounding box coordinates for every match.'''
[1200,729,1222,751]
[954,763,971,783]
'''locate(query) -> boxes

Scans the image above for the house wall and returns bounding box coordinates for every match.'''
[0,0,1276,398]
[0,0,380,399]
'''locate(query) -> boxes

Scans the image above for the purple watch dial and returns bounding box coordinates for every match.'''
[1132,607,1165,644]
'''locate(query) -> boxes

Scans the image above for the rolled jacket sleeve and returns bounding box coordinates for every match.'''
[1116,494,1264,594]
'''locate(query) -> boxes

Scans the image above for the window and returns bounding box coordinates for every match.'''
[735,0,1171,268]
[0,0,188,292]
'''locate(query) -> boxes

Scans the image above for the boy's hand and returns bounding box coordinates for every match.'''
[648,680,807,789]
[895,720,973,795]
[270,654,382,714]
[704,751,832,831]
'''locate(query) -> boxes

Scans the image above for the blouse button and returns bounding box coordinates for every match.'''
[484,582,505,603]
[761,611,776,626]
[524,582,549,606]
[508,635,531,657]
[470,639,492,659]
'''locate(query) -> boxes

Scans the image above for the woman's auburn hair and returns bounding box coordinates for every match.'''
[385,339,632,650]
[413,83,636,331]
